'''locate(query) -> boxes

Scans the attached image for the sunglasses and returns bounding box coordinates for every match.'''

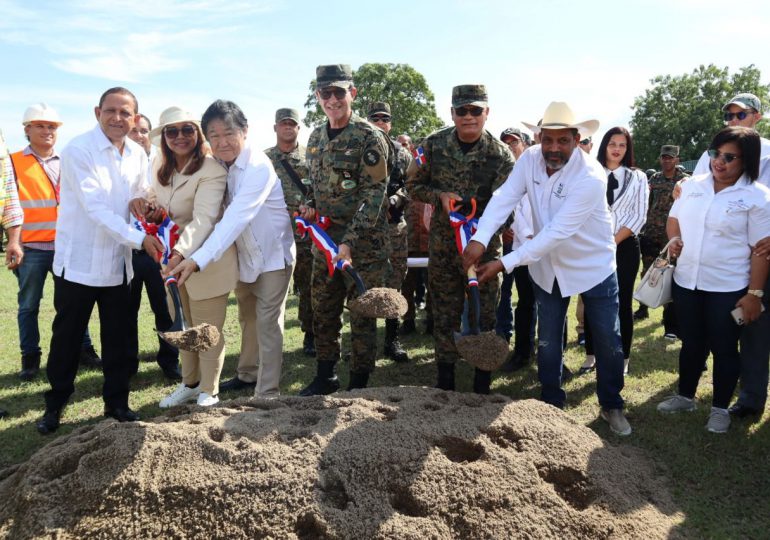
[580,139,591,145]
[369,115,391,123]
[318,87,348,100]
[724,111,753,121]
[454,106,485,117]
[707,149,742,163]
[164,125,197,139]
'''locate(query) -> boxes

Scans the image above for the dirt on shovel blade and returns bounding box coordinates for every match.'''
[348,288,408,318]
[456,331,509,370]
[160,323,220,352]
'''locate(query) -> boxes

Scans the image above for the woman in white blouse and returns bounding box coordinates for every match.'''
[580,127,649,375]
[658,126,770,433]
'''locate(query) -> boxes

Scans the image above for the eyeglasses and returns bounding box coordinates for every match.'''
[580,139,591,145]
[318,87,348,100]
[164,125,197,139]
[724,111,754,121]
[369,115,391,123]
[453,106,485,117]
[707,149,742,163]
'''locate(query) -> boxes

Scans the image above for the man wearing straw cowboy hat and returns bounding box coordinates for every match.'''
[463,101,632,436]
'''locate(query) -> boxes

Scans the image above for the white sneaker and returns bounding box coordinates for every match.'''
[623,358,629,375]
[197,392,219,407]
[600,408,632,436]
[159,383,200,408]
[657,395,697,413]
[706,407,730,433]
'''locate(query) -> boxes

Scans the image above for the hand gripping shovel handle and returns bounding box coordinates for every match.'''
[449,197,477,220]
[164,276,188,332]
[343,264,368,296]
[467,267,481,335]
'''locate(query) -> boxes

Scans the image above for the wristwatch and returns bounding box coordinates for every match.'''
[748,289,764,298]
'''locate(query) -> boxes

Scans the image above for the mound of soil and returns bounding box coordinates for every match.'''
[0,387,683,539]
[455,331,510,371]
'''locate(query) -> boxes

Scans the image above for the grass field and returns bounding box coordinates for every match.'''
[0,266,768,539]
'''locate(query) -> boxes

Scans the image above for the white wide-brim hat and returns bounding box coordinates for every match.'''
[522,102,599,140]
[149,106,202,146]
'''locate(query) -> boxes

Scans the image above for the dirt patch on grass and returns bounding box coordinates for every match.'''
[0,387,684,539]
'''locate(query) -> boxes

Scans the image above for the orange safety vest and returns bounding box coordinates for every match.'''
[10,151,58,243]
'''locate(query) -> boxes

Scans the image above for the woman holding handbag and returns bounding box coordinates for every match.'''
[579,127,649,375]
[658,126,770,433]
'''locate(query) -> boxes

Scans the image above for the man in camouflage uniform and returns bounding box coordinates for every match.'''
[264,108,315,357]
[368,101,411,362]
[299,64,391,395]
[407,84,514,394]
[634,145,687,338]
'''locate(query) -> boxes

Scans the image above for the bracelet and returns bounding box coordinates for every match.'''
[748,289,764,298]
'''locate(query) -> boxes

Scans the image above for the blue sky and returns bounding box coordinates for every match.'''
[1,0,768,157]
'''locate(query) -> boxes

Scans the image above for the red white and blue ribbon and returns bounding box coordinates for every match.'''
[449,211,478,258]
[294,215,350,276]
[133,215,180,264]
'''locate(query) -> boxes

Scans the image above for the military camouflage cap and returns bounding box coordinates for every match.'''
[452,84,488,108]
[315,64,354,89]
[275,108,300,124]
[660,145,679,157]
[722,92,761,112]
[368,102,391,117]
[500,127,523,142]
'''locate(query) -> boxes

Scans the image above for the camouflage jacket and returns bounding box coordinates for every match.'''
[264,143,308,216]
[306,114,390,249]
[407,126,514,241]
[387,138,412,223]
[641,168,689,240]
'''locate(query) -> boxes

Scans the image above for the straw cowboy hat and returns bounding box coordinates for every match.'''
[149,106,202,146]
[522,102,599,139]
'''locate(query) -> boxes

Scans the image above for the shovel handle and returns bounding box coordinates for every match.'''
[344,265,368,296]
[466,267,481,335]
[164,276,188,331]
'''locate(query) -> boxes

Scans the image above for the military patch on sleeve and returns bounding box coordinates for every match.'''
[413,146,426,167]
[364,149,380,166]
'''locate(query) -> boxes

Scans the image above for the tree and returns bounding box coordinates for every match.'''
[630,64,770,169]
[303,63,445,140]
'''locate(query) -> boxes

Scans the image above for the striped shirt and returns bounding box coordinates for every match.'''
[1,152,23,229]
[606,166,649,235]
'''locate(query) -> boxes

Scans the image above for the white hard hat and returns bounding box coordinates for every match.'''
[22,103,63,126]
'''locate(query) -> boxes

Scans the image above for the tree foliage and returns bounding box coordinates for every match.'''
[303,63,445,140]
[630,64,770,169]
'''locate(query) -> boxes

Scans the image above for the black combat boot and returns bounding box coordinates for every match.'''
[347,371,369,390]
[384,319,409,363]
[79,345,103,370]
[399,319,416,336]
[473,368,492,395]
[436,363,455,391]
[299,361,340,397]
[633,305,649,321]
[19,352,41,381]
[303,332,316,357]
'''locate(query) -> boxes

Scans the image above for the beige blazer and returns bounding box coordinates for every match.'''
[150,155,238,301]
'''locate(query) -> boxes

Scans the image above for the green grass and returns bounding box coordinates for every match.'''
[0,267,768,539]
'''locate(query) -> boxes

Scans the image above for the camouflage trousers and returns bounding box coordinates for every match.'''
[311,235,387,374]
[385,219,408,291]
[428,229,501,365]
[293,238,313,334]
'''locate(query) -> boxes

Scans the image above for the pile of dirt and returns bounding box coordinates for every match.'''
[455,331,510,371]
[0,387,684,539]
[160,323,220,352]
[348,288,408,318]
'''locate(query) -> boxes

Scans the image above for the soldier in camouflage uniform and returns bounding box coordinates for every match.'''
[634,145,687,336]
[263,108,315,357]
[367,101,411,363]
[407,84,514,394]
[299,64,391,396]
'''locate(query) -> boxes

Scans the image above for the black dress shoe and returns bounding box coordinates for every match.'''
[219,376,256,392]
[0,408,7,419]
[104,407,140,422]
[37,409,61,434]
[728,403,760,418]
[562,365,574,382]
[160,364,183,381]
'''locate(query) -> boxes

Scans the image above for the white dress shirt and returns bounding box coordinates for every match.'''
[53,125,148,286]
[192,141,296,283]
[670,173,770,292]
[472,144,616,298]
[511,197,533,250]
[605,166,649,235]
[693,137,770,187]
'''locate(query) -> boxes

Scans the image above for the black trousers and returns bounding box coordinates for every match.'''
[128,250,178,369]
[513,265,536,358]
[585,236,639,359]
[45,274,136,411]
